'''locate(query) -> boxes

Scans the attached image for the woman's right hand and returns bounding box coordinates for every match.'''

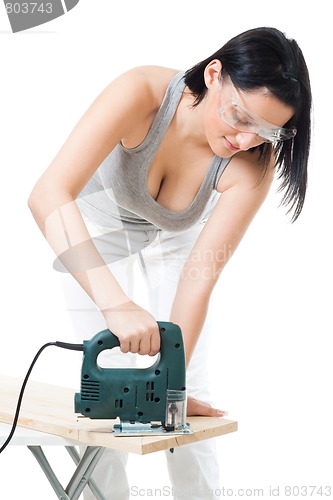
[103,300,160,356]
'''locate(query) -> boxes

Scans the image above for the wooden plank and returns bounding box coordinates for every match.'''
[0,422,78,446]
[0,375,237,455]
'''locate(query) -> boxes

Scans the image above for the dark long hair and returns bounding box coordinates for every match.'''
[184,27,312,221]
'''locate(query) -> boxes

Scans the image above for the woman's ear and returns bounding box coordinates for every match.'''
[203,59,223,89]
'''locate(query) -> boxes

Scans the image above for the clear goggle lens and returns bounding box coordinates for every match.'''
[219,98,297,143]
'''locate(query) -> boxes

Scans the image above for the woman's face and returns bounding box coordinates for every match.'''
[202,76,295,158]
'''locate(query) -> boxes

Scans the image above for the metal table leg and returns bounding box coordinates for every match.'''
[28,445,106,500]
[28,446,71,500]
[65,446,106,500]
[66,446,105,500]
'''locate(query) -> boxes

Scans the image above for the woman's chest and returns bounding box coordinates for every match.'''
[146,131,215,212]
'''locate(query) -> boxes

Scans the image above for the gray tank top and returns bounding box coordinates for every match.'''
[77,71,231,232]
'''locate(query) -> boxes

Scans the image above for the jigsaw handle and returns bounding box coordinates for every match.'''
[82,328,120,352]
[82,321,180,360]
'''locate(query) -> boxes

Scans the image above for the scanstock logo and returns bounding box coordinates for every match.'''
[3,0,80,32]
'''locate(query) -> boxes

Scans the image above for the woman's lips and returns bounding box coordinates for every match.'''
[225,137,240,152]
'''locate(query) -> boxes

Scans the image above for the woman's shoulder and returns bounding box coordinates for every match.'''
[117,65,181,106]
[217,150,275,193]
[98,66,180,149]
[126,65,180,81]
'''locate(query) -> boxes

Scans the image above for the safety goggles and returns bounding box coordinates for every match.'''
[218,79,297,143]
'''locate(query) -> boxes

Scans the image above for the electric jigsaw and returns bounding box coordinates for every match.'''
[74,321,191,436]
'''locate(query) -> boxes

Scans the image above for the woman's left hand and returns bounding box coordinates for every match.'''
[187,395,227,417]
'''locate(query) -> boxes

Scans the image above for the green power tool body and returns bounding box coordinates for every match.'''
[74,321,191,436]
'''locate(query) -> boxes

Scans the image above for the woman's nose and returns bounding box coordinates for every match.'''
[235,131,260,150]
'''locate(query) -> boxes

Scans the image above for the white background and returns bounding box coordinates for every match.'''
[0,1,332,498]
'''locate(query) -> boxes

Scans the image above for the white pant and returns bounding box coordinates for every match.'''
[60,216,221,499]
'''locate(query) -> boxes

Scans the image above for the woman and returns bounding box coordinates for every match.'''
[28,26,311,500]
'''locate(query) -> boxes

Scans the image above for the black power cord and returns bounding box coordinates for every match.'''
[0,341,83,454]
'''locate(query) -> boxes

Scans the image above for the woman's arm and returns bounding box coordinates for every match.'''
[170,152,275,366]
[28,67,172,356]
